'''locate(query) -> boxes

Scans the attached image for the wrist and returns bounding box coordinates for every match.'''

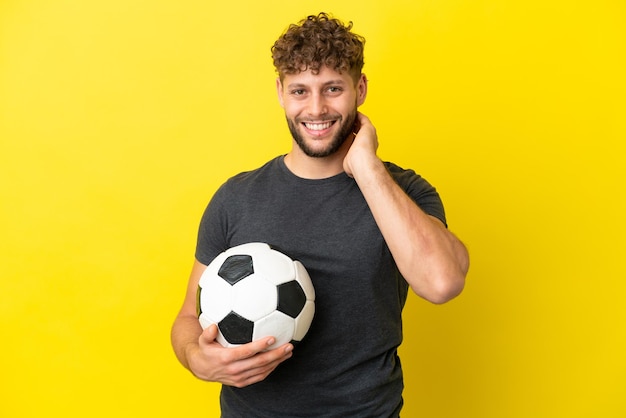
[183,340,200,370]
[349,150,384,182]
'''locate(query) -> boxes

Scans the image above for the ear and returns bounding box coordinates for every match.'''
[356,73,368,107]
[276,78,285,108]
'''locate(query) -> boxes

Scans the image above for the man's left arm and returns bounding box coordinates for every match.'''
[344,113,469,304]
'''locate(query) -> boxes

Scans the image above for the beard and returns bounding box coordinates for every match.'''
[286,108,357,158]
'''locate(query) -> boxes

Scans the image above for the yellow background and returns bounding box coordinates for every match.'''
[1,0,624,416]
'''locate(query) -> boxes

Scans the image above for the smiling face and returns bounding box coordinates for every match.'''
[277,66,367,158]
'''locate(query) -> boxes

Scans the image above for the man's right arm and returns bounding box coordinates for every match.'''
[170,259,294,388]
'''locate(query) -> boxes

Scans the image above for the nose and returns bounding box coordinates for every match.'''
[307,92,328,118]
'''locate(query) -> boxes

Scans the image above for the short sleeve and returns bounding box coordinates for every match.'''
[385,162,447,227]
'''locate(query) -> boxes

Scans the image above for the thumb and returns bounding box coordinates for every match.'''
[199,323,219,345]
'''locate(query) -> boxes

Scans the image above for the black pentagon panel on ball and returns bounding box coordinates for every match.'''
[277,281,306,318]
[218,254,254,285]
[219,312,254,344]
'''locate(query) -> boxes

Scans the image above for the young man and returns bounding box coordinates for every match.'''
[171,12,469,417]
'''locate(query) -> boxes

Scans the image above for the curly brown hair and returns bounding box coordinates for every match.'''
[271,12,365,83]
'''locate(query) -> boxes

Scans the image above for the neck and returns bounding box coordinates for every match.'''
[284,140,351,179]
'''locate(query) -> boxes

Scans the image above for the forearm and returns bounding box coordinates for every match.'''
[171,313,203,370]
[171,260,210,371]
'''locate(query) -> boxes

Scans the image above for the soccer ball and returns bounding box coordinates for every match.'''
[197,242,315,350]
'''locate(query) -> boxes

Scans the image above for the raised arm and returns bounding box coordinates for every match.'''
[343,113,469,304]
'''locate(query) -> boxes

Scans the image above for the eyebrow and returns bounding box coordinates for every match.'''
[286,79,347,90]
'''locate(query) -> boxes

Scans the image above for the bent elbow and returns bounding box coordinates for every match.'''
[416,269,467,305]
[430,250,470,304]
[430,278,465,304]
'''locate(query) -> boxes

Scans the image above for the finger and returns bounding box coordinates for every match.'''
[356,111,372,128]
[234,336,279,361]
[254,343,294,368]
[231,342,294,376]
[222,343,294,388]
[235,345,294,385]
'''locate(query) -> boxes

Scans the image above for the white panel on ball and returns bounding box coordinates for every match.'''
[199,277,233,321]
[294,261,315,299]
[293,301,315,341]
[232,275,278,321]
[253,311,295,349]
[254,250,295,285]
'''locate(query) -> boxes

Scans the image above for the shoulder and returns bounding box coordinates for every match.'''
[228,156,282,182]
[216,156,284,194]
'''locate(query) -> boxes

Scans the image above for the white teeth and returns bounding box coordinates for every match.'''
[304,122,332,131]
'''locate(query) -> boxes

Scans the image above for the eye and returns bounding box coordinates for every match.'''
[290,89,306,96]
[326,86,343,95]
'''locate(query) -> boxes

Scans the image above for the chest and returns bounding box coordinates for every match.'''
[225,180,390,282]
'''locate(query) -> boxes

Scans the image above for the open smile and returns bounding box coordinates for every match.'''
[301,120,337,136]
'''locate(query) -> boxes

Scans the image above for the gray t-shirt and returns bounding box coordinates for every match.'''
[195,156,446,418]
